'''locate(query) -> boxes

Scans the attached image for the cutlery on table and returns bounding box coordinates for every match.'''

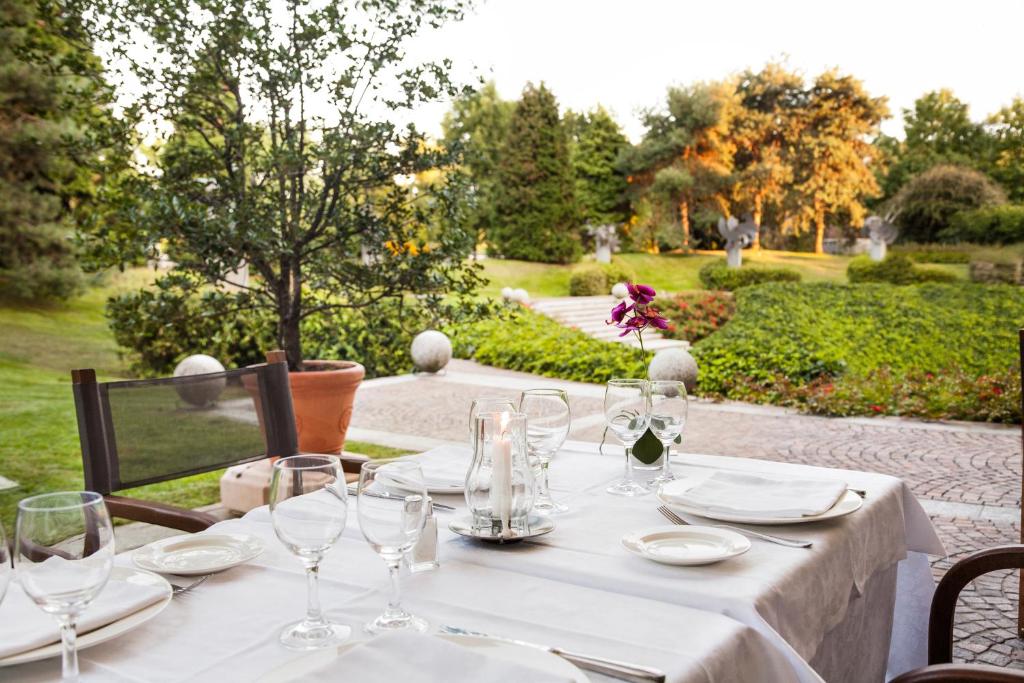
[346,485,456,511]
[169,574,211,598]
[439,625,666,683]
[657,506,813,549]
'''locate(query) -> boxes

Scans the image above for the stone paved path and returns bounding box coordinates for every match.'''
[350,359,1023,669]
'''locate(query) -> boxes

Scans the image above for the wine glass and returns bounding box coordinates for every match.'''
[15,492,114,681]
[358,460,429,634]
[469,397,517,439]
[269,455,351,650]
[649,380,688,486]
[0,520,11,605]
[518,389,571,513]
[604,379,652,496]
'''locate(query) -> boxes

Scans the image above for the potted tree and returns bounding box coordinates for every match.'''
[84,0,482,453]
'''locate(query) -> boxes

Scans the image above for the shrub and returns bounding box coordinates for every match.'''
[692,282,1024,422]
[890,243,973,264]
[942,205,1024,245]
[657,291,736,344]
[452,307,645,382]
[847,254,957,284]
[568,261,637,296]
[891,164,1007,243]
[698,260,801,291]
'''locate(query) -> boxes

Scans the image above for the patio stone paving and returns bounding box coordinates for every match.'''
[350,359,1024,669]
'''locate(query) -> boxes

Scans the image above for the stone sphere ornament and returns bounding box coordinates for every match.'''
[501,287,514,301]
[173,354,227,407]
[511,288,530,304]
[411,330,452,374]
[648,347,698,394]
[611,282,629,299]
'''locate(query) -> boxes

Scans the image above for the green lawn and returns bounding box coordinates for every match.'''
[0,271,405,534]
[478,249,961,298]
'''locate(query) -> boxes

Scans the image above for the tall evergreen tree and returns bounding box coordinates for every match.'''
[0,0,126,300]
[441,81,513,253]
[492,82,580,263]
[570,106,629,228]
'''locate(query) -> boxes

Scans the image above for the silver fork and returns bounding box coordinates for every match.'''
[657,506,813,549]
[439,625,665,682]
[169,574,211,598]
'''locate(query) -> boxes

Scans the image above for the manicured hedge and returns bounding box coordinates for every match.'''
[942,205,1024,245]
[847,254,958,284]
[890,243,973,264]
[568,261,636,296]
[698,260,801,291]
[692,282,1022,422]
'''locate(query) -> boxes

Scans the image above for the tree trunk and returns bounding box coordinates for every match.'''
[814,200,826,255]
[679,199,690,249]
[277,261,304,371]
[752,193,763,251]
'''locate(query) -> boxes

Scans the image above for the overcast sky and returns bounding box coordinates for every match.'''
[404,0,1024,141]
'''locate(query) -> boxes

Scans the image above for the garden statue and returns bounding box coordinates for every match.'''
[865,215,898,262]
[411,330,452,374]
[586,223,620,264]
[648,347,698,394]
[172,354,226,407]
[717,215,757,268]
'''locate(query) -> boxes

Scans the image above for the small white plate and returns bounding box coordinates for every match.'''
[256,634,587,682]
[658,476,863,526]
[622,526,751,566]
[133,533,263,575]
[0,567,172,667]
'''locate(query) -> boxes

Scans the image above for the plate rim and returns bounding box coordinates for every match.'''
[657,476,863,525]
[0,566,172,667]
[132,532,264,575]
[621,525,751,565]
[448,514,555,542]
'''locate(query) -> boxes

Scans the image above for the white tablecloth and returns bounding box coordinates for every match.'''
[7,442,944,683]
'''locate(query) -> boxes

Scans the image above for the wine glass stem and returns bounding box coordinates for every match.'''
[305,563,324,625]
[59,615,78,681]
[624,446,635,481]
[539,461,551,501]
[386,559,404,618]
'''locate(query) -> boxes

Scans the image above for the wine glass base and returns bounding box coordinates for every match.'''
[365,613,429,635]
[533,498,569,514]
[606,479,652,496]
[279,619,351,651]
[650,472,676,487]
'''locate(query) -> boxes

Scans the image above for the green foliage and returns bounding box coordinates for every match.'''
[891,165,1007,243]
[968,245,1024,284]
[987,98,1024,202]
[83,0,483,369]
[452,307,645,383]
[567,261,636,296]
[0,0,130,300]
[890,243,974,264]
[657,291,736,343]
[491,82,580,263]
[692,282,1024,422]
[698,260,801,290]
[569,106,629,227]
[847,254,958,284]
[943,205,1024,245]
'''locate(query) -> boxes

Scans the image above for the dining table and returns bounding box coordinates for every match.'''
[7,440,945,683]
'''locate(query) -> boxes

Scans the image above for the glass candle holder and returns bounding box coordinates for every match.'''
[465,411,536,538]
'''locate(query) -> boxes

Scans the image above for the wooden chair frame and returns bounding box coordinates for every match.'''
[71,350,367,532]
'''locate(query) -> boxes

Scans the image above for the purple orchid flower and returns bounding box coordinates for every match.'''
[607,300,633,325]
[626,282,656,305]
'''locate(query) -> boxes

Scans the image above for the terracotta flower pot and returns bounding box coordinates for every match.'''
[288,360,365,454]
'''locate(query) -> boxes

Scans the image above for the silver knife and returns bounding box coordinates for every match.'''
[439,625,666,682]
[347,486,456,511]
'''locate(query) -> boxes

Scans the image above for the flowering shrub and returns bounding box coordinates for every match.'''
[657,291,736,344]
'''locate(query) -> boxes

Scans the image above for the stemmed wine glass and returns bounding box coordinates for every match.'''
[269,455,351,650]
[604,379,652,496]
[519,389,571,513]
[15,491,115,681]
[649,380,688,487]
[358,460,429,634]
[0,520,11,605]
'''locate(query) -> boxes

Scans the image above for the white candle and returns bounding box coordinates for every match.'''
[489,414,514,536]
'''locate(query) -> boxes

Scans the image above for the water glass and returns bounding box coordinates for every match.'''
[358,460,429,634]
[519,389,571,513]
[15,492,115,681]
[0,520,10,606]
[604,379,652,496]
[269,455,350,650]
[649,380,688,486]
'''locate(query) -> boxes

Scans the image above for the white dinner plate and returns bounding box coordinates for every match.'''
[424,479,464,495]
[622,526,751,566]
[255,633,588,682]
[658,476,863,525]
[133,533,264,575]
[0,567,172,667]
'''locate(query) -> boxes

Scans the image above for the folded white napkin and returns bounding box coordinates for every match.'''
[302,631,576,682]
[0,573,167,659]
[395,457,467,491]
[663,471,848,519]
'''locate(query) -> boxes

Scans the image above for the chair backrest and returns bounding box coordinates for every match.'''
[71,353,298,494]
